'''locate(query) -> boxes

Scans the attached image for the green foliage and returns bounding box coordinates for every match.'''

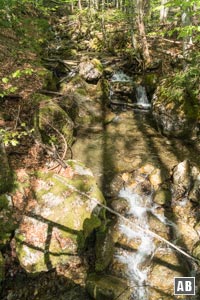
[0,68,35,98]
[0,124,34,147]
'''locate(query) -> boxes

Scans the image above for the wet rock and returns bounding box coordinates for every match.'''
[138,163,155,175]
[86,273,130,300]
[110,197,130,214]
[171,192,199,253]
[0,252,5,282]
[148,213,170,240]
[15,160,105,274]
[36,97,74,146]
[149,168,166,189]
[79,58,103,82]
[153,187,172,205]
[149,249,187,299]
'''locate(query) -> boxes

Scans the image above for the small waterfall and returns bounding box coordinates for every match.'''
[116,187,155,300]
[136,85,151,109]
[111,71,132,83]
[115,185,177,300]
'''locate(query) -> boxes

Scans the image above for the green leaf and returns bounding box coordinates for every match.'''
[12,70,21,78]
[2,77,9,83]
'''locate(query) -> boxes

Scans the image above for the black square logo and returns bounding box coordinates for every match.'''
[174,277,195,295]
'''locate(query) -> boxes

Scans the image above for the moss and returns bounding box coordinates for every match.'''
[86,274,129,300]
[36,99,74,146]
[91,58,103,72]
[0,194,10,210]
[0,194,17,249]
[95,228,114,272]
[83,215,101,238]
[0,252,5,282]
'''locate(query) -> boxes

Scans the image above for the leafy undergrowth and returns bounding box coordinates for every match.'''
[0,4,56,172]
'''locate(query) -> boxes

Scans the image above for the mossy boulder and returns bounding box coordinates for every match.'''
[0,194,16,249]
[15,160,105,274]
[152,70,200,137]
[86,273,130,300]
[35,98,74,146]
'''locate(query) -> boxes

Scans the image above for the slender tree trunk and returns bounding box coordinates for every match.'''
[160,0,169,23]
[181,2,193,68]
[136,0,151,64]
[78,0,82,9]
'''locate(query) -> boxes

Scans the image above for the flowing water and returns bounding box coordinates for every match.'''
[136,85,151,109]
[72,70,200,299]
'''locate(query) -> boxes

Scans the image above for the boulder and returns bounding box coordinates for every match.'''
[78,58,103,82]
[35,97,74,146]
[15,160,105,274]
[152,73,200,138]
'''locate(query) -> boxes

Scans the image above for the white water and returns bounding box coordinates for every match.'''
[136,85,151,109]
[111,71,132,82]
[116,187,154,300]
[116,185,176,300]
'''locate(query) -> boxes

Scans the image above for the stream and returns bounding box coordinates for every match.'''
[72,70,200,300]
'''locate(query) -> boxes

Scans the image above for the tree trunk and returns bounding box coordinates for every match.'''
[136,0,151,64]
[160,0,169,23]
[181,0,193,67]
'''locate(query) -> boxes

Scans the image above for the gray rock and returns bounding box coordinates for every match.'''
[79,59,103,82]
[173,160,191,190]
